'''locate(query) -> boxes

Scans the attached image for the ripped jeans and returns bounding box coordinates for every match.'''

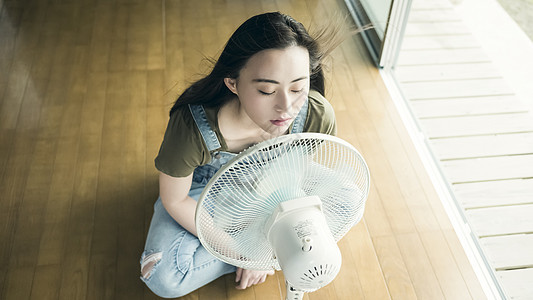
[140,182,236,298]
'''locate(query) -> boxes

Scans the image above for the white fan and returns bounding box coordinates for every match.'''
[195,133,370,300]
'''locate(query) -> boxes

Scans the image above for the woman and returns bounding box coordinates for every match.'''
[140,12,337,298]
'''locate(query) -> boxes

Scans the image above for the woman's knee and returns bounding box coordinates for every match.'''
[140,257,188,297]
[140,249,195,298]
[144,278,191,298]
[144,277,190,298]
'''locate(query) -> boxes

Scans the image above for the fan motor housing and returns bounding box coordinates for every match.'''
[265,196,342,291]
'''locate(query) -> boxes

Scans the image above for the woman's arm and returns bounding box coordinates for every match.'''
[159,171,199,236]
[159,171,275,289]
[160,170,238,246]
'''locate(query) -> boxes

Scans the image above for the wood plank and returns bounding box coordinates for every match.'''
[330,67,418,237]
[30,264,61,300]
[146,0,165,70]
[397,48,491,65]
[33,137,77,272]
[88,2,114,72]
[10,2,49,131]
[453,178,533,209]
[343,222,390,300]
[72,0,93,47]
[395,233,445,299]
[442,154,533,183]
[331,235,365,299]
[0,129,14,217]
[197,0,225,53]
[0,3,54,285]
[225,274,255,300]
[36,20,82,270]
[163,0,184,88]
[405,21,470,35]
[396,63,501,82]
[250,271,281,300]
[115,71,146,300]
[366,60,460,233]
[107,3,128,72]
[402,34,479,50]
[408,9,461,22]
[430,132,533,160]
[410,95,528,118]
[419,231,472,299]
[85,71,124,300]
[335,42,428,236]
[410,0,454,10]
[0,39,33,129]
[58,125,99,300]
[465,204,533,237]
[180,2,208,79]
[52,42,92,300]
[443,230,488,299]
[342,94,419,234]
[3,135,53,289]
[496,268,533,300]
[420,113,533,138]
[0,1,46,129]
[3,266,33,299]
[0,3,19,93]
[480,234,533,270]
[126,2,148,70]
[86,253,117,300]
[401,78,514,100]
[358,182,394,240]
[372,235,417,299]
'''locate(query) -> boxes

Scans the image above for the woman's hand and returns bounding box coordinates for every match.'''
[235,268,275,290]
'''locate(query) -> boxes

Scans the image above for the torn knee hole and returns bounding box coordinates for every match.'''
[141,252,162,279]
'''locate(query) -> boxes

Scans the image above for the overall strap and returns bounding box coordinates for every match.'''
[290,98,309,134]
[188,104,222,152]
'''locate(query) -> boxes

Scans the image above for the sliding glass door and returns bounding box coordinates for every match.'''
[344,0,412,68]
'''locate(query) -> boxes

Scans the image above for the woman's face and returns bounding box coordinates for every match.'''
[224,46,310,138]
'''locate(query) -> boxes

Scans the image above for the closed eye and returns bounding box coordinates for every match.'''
[259,90,275,95]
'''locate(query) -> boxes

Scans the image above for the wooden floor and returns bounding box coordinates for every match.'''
[395,0,533,299]
[0,0,487,299]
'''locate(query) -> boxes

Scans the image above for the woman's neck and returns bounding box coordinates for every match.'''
[218,98,269,152]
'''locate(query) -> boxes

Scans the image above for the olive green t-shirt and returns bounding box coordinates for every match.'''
[155,90,337,177]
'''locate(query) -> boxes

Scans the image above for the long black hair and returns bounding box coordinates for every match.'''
[169,12,327,115]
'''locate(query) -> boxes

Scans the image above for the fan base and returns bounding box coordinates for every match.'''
[285,281,305,300]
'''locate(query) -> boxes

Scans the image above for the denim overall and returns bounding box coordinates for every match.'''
[140,100,308,298]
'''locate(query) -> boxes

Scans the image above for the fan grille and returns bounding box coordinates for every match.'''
[196,133,370,270]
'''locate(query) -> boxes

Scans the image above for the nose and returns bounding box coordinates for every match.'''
[274,92,292,113]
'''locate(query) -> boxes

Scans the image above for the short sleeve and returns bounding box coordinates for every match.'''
[304,90,337,136]
[154,106,210,177]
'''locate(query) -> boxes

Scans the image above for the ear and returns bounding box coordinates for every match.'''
[224,78,238,95]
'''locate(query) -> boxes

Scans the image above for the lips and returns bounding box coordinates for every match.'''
[270,118,291,126]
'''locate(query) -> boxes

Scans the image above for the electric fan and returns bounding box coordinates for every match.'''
[195,133,370,300]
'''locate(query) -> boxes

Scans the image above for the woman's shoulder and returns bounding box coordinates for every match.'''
[154,105,211,177]
[165,105,200,140]
[305,90,337,135]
